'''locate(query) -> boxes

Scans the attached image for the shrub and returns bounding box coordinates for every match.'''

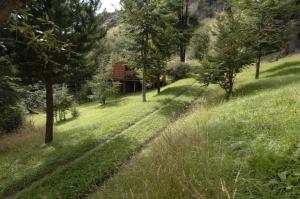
[75,83,93,104]
[166,62,191,81]
[188,29,209,61]
[0,57,23,133]
[0,120,44,153]
[54,85,73,122]
[0,106,23,133]
[70,103,80,118]
[22,83,46,113]
[89,72,118,105]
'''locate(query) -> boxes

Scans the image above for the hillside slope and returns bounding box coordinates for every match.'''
[92,54,300,198]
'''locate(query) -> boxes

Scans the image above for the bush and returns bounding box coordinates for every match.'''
[89,72,118,105]
[0,106,23,133]
[70,103,80,118]
[22,83,46,113]
[0,57,23,133]
[188,29,209,61]
[166,62,191,81]
[75,83,93,104]
[54,85,73,122]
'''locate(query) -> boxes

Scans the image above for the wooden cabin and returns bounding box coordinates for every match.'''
[111,61,142,94]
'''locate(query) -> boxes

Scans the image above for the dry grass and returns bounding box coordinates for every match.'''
[0,120,44,153]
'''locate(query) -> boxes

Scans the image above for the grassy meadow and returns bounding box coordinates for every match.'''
[0,78,204,198]
[91,54,300,199]
[1,53,300,199]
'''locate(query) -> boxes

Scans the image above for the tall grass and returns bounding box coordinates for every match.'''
[0,121,44,153]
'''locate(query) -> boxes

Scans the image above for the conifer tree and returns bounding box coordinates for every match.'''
[200,1,254,99]
[121,0,159,102]
[1,0,106,143]
[242,0,296,79]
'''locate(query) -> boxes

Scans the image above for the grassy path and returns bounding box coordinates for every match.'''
[14,82,203,199]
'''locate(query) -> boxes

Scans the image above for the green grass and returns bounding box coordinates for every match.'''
[91,54,300,199]
[15,81,203,199]
[0,78,198,198]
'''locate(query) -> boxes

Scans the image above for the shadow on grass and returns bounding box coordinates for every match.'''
[235,61,300,97]
[55,117,78,126]
[261,61,300,75]
[158,99,189,118]
[14,131,145,199]
[265,66,300,78]
[157,85,201,98]
[97,98,126,109]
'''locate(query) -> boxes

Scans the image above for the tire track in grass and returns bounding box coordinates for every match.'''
[4,82,196,199]
[15,83,201,199]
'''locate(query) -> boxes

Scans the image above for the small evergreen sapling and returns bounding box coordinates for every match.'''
[70,103,80,118]
[241,0,297,79]
[89,72,117,105]
[200,8,254,99]
[53,85,73,122]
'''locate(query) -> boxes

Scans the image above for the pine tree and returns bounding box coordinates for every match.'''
[200,1,254,99]
[89,71,117,105]
[164,0,195,63]
[242,0,297,79]
[121,0,158,102]
[1,0,106,143]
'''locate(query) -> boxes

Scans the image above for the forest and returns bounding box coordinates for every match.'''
[0,0,300,198]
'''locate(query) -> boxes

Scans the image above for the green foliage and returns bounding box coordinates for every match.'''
[22,83,46,113]
[239,0,297,78]
[242,0,296,55]
[188,28,210,60]
[0,56,23,133]
[75,83,93,104]
[122,0,178,100]
[166,61,191,80]
[200,8,254,99]
[70,103,80,118]
[54,85,73,122]
[0,106,23,133]
[163,0,199,62]
[89,72,117,105]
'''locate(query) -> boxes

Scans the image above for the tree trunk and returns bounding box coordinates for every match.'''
[142,66,147,102]
[255,53,261,79]
[180,45,186,63]
[142,15,149,102]
[45,65,54,144]
[226,70,234,100]
[157,74,161,94]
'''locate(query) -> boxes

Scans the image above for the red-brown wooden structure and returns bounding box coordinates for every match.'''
[111,61,142,94]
